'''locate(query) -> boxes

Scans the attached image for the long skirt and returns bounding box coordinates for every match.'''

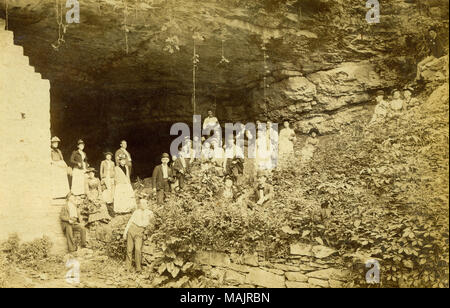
[114,183,137,213]
[51,164,70,199]
[102,177,115,204]
[88,203,111,223]
[71,168,86,196]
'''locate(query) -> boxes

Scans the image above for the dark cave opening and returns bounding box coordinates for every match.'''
[49,87,193,180]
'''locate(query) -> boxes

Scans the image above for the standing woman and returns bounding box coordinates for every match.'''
[70,139,89,196]
[114,154,137,214]
[50,136,70,199]
[278,120,297,168]
[100,152,115,205]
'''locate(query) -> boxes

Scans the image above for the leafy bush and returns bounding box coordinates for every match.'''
[1,234,53,266]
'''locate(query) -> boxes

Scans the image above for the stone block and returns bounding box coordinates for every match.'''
[290,243,313,256]
[245,268,285,288]
[306,268,349,281]
[224,270,246,285]
[285,281,313,288]
[195,251,231,267]
[311,245,337,259]
[308,278,329,288]
[285,272,308,282]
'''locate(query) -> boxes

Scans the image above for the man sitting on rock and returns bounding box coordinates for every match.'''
[123,198,155,273]
[252,170,274,206]
[416,27,446,81]
[60,193,87,253]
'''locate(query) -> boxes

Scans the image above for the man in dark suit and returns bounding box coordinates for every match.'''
[172,151,190,191]
[60,193,87,252]
[152,153,174,205]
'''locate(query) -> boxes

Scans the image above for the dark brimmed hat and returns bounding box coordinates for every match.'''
[118,154,127,160]
[85,167,97,174]
[161,153,170,159]
[77,139,85,145]
[104,151,113,157]
[51,136,61,142]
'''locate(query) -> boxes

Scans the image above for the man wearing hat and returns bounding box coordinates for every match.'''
[123,198,155,272]
[152,153,174,205]
[60,193,87,252]
[416,27,445,81]
[51,136,70,199]
[253,170,274,206]
[70,139,89,196]
[115,140,133,176]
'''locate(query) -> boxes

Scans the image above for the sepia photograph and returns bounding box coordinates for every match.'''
[0,0,448,293]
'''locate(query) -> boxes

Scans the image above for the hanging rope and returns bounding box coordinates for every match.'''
[52,0,67,51]
[123,0,129,54]
[193,37,197,115]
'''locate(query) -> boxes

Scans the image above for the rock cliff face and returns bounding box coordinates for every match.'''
[1,0,448,176]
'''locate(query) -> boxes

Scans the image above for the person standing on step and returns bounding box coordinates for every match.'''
[70,139,89,196]
[115,140,133,177]
[152,153,174,205]
[51,136,70,199]
[100,151,115,207]
[114,154,137,214]
[172,150,190,191]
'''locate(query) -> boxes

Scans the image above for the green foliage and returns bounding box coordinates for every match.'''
[294,87,449,288]
[1,234,53,266]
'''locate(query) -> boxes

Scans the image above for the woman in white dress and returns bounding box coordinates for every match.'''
[278,120,297,168]
[70,139,89,196]
[114,154,137,214]
[50,136,70,199]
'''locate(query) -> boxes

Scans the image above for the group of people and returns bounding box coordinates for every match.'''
[54,111,301,272]
[52,138,137,214]
[369,88,419,126]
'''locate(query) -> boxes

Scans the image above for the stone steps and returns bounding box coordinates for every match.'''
[1,18,62,255]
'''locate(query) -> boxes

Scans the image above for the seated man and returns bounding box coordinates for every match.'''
[253,171,274,206]
[60,193,87,253]
[123,198,155,273]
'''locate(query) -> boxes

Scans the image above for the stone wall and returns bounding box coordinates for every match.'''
[143,242,350,288]
[0,18,66,253]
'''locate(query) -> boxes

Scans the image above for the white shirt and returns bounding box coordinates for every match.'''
[129,209,154,228]
[203,116,219,129]
[68,202,78,219]
[162,164,168,178]
[122,148,132,161]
